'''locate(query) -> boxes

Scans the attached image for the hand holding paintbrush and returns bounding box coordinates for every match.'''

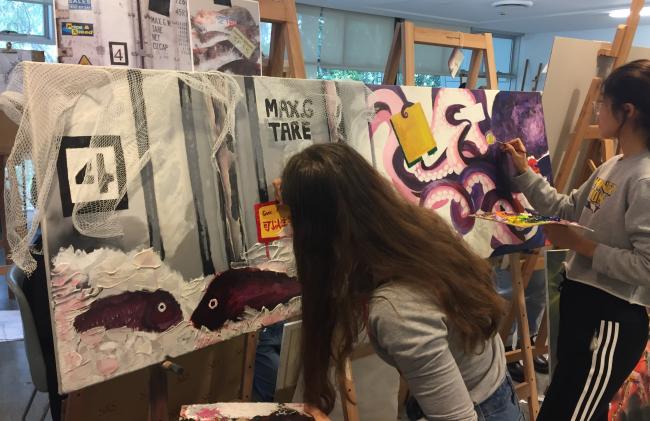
[499,138,529,175]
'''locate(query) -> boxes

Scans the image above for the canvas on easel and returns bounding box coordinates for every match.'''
[189,0,262,75]
[55,0,192,70]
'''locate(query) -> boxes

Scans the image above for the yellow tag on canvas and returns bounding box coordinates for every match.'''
[390,102,437,167]
[229,27,256,59]
[255,201,291,242]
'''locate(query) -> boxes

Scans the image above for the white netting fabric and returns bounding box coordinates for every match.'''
[2,62,243,273]
[1,62,375,274]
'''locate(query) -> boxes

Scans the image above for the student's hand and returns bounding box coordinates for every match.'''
[500,138,528,175]
[304,405,332,421]
[543,225,597,258]
[273,178,282,203]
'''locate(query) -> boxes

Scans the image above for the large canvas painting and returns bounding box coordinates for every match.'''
[55,0,192,70]
[11,62,552,394]
[189,0,262,75]
[368,86,552,257]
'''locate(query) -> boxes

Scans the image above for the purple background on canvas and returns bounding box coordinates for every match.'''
[366,85,551,256]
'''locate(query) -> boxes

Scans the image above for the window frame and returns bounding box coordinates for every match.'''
[0,0,56,45]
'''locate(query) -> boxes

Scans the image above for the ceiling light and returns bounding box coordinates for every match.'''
[491,1,534,7]
[609,7,650,18]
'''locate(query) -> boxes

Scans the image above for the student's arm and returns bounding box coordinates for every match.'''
[592,178,650,286]
[502,139,594,221]
[369,296,478,421]
[513,168,596,221]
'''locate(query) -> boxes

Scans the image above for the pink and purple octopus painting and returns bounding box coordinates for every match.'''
[367,86,551,257]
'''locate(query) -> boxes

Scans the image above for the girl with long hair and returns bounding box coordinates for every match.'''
[281,142,522,420]
[503,59,650,420]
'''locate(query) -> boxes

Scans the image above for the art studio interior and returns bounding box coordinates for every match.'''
[2,0,650,420]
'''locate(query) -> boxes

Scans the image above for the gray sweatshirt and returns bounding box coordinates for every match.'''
[368,284,506,421]
[514,151,650,306]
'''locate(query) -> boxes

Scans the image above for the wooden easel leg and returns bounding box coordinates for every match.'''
[554,77,602,192]
[284,0,306,79]
[467,50,483,89]
[338,358,360,421]
[148,364,169,421]
[402,21,416,86]
[267,23,287,77]
[483,33,498,90]
[382,23,402,85]
[240,331,258,401]
[499,253,539,343]
[509,253,540,420]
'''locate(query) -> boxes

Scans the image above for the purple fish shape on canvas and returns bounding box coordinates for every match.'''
[368,86,552,257]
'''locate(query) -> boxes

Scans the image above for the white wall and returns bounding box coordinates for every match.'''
[516,25,650,90]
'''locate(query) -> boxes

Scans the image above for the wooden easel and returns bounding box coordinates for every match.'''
[382,21,541,420]
[553,0,644,192]
[260,0,306,78]
[382,21,498,88]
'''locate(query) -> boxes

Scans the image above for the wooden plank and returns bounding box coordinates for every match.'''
[554,77,602,192]
[601,25,627,57]
[148,365,168,421]
[240,331,258,401]
[413,27,487,49]
[516,382,530,399]
[483,33,498,89]
[614,0,644,69]
[267,23,287,77]
[284,0,306,78]
[588,160,597,172]
[259,0,291,24]
[467,50,482,89]
[402,21,416,86]
[382,23,402,85]
[602,138,616,162]
[338,358,360,421]
[506,346,549,363]
[510,253,539,419]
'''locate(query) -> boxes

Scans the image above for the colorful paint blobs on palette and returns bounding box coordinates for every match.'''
[189,0,262,75]
[390,102,437,167]
[255,201,291,242]
[472,211,593,231]
[369,87,552,257]
[180,403,314,421]
[191,268,301,331]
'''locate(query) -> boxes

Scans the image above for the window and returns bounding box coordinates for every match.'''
[261,7,519,91]
[0,0,55,44]
[0,0,57,61]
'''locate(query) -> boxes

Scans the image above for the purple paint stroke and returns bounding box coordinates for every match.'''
[73,289,183,333]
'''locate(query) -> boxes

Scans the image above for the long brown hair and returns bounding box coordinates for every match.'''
[282,143,505,413]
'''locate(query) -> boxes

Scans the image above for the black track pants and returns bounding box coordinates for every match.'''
[538,279,649,421]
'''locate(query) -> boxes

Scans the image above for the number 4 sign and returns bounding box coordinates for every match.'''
[109,42,129,66]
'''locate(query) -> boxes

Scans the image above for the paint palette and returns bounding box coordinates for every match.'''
[179,403,314,420]
[472,211,592,231]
